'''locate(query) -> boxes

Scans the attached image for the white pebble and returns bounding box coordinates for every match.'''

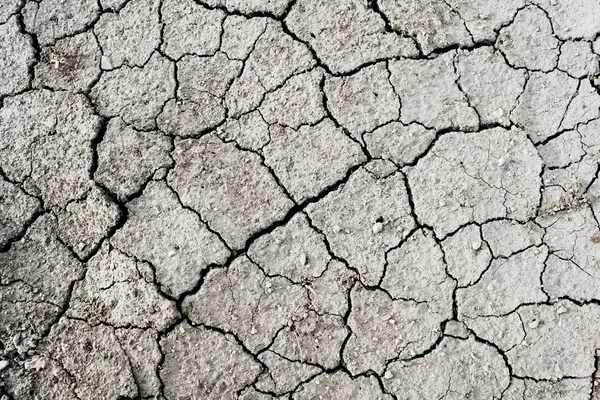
[100,55,113,70]
[299,253,308,265]
[557,306,567,315]
[24,356,46,371]
[372,222,384,234]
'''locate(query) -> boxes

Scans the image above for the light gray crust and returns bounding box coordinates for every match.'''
[0,16,35,98]
[111,180,230,297]
[90,52,175,130]
[168,134,294,250]
[2,0,600,398]
[0,90,101,208]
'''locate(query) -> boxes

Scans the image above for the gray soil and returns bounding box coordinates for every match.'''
[1,0,600,399]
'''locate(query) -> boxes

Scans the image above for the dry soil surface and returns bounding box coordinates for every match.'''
[2,0,600,399]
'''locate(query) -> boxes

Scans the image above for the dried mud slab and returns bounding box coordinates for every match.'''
[111,180,230,297]
[0,89,101,208]
[160,321,262,400]
[0,16,35,98]
[286,0,417,73]
[407,127,542,237]
[169,134,294,249]
[385,336,511,398]
[306,166,415,285]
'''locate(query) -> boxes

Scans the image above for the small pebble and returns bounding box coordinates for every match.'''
[372,222,384,234]
[557,306,567,315]
[24,356,46,371]
[471,240,481,251]
[100,55,113,70]
[0,360,8,371]
[299,253,308,265]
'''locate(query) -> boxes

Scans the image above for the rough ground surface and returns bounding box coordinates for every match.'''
[1,0,600,399]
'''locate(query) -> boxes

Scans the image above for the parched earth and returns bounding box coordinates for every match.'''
[1,0,600,399]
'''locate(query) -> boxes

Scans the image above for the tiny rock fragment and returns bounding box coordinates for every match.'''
[24,356,46,370]
[372,222,384,235]
[100,55,113,70]
[557,306,568,315]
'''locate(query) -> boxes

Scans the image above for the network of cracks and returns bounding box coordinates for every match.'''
[2,0,600,398]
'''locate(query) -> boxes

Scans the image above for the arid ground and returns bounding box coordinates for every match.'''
[2,0,600,398]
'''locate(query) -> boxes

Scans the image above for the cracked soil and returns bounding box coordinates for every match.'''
[2,0,600,399]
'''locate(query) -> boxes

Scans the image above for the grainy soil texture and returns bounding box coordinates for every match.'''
[2,0,600,399]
